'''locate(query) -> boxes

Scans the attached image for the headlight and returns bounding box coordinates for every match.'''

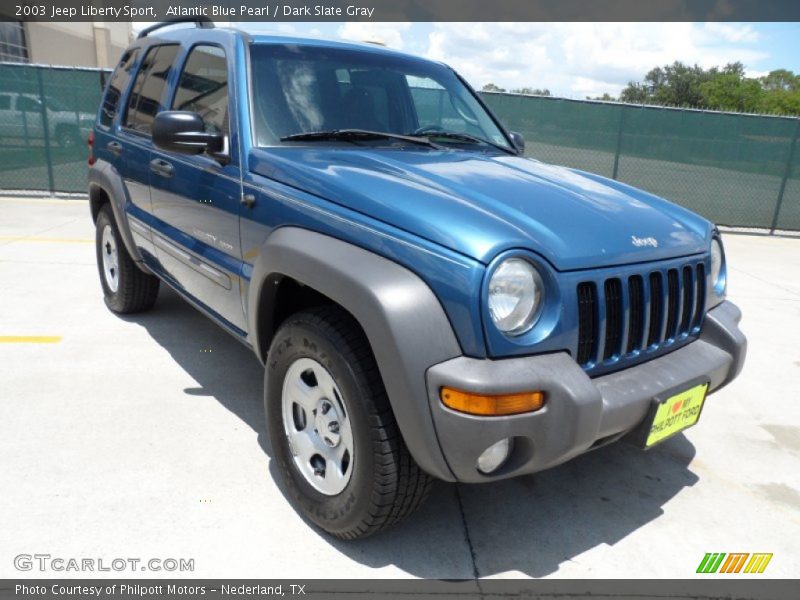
[710,237,725,293]
[487,258,544,335]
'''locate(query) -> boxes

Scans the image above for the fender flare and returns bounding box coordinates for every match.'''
[88,160,145,266]
[247,227,461,481]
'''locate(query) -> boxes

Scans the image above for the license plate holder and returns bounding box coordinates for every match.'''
[628,377,710,449]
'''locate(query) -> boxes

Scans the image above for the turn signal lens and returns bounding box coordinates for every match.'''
[440,387,545,416]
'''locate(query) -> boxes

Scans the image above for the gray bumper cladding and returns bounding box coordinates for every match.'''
[425,301,747,483]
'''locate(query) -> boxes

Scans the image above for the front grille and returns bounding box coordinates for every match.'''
[576,261,706,369]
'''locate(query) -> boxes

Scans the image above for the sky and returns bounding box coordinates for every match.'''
[133,21,800,98]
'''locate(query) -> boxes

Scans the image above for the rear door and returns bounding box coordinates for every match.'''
[148,44,245,332]
[118,44,181,233]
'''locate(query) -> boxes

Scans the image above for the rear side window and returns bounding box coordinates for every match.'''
[125,44,180,135]
[17,96,41,112]
[172,45,228,135]
[100,49,139,127]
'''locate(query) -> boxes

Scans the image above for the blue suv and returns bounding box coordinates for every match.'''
[88,19,746,538]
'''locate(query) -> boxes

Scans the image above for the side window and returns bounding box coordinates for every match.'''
[0,95,10,110]
[100,48,139,127]
[124,44,180,135]
[18,96,42,112]
[172,45,228,135]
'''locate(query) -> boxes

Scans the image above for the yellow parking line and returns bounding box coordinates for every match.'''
[0,236,93,244]
[0,336,62,344]
[0,197,88,205]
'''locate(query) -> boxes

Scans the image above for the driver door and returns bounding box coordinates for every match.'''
[148,44,246,333]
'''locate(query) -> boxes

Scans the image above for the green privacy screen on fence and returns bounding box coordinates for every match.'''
[481,92,800,231]
[0,63,107,194]
[0,63,798,231]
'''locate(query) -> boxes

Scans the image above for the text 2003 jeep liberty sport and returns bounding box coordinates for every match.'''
[88,19,746,538]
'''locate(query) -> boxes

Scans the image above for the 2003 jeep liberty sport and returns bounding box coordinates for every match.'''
[88,19,747,539]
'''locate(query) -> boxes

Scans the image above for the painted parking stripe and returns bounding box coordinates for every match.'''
[0,197,88,205]
[0,236,93,244]
[0,336,62,343]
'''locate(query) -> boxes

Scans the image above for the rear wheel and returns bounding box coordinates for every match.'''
[265,306,432,539]
[95,204,159,314]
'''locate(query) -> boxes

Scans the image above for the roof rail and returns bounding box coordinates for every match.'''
[137,17,215,39]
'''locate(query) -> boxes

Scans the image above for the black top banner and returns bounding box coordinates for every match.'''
[1,0,800,22]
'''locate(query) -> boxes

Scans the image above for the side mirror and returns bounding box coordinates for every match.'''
[509,131,525,154]
[152,111,224,156]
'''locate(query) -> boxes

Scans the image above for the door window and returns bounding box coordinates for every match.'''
[17,96,42,112]
[125,44,180,135]
[172,45,228,135]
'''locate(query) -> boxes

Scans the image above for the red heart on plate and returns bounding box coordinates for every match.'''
[672,400,683,414]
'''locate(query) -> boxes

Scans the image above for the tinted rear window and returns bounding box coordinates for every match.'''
[100,49,139,128]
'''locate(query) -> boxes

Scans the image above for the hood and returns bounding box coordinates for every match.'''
[249,147,712,270]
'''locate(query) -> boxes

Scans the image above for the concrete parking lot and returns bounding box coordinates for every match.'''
[1,196,799,579]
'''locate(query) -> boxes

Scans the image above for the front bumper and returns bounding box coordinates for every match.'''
[426,301,746,483]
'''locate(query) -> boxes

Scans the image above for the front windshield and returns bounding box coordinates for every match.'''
[249,43,512,151]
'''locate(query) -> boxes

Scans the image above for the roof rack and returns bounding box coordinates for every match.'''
[137,17,214,39]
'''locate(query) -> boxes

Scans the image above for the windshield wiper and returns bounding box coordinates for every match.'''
[280,129,442,149]
[409,130,517,155]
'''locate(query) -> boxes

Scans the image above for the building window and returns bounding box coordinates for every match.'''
[0,22,29,63]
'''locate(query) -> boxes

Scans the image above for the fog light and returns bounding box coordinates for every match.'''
[477,438,512,474]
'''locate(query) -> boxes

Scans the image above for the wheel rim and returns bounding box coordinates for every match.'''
[100,224,119,293]
[281,357,354,496]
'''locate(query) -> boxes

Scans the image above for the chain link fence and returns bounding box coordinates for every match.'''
[0,64,797,231]
[481,92,800,232]
[0,62,108,194]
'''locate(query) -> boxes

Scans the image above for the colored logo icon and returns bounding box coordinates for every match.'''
[696,552,773,574]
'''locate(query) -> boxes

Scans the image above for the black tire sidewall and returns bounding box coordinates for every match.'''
[265,317,379,535]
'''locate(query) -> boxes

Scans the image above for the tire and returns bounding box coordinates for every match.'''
[95,203,159,314]
[265,306,432,539]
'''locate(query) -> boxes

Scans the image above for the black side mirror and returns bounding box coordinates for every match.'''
[510,131,525,154]
[152,111,225,157]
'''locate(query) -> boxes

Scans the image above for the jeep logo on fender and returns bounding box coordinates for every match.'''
[632,235,659,248]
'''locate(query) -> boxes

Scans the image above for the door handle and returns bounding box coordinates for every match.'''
[149,158,174,178]
[106,141,122,156]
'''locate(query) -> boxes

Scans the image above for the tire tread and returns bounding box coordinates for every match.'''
[284,306,432,539]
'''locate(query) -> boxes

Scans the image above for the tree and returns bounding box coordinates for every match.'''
[617,62,800,116]
[511,87,551,96]
[620,82,649,104]
[588,93,616,101]
[760,69,800,92]
[482,83,506,92]
[700,74,763,113]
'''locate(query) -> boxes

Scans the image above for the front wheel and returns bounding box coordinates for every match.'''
[265,307,432,539]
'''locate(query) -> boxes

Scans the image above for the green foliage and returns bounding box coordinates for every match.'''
[619,61,800,115]
[482,83,506,92]
[588,93,617,101]
[511,87,551,96]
